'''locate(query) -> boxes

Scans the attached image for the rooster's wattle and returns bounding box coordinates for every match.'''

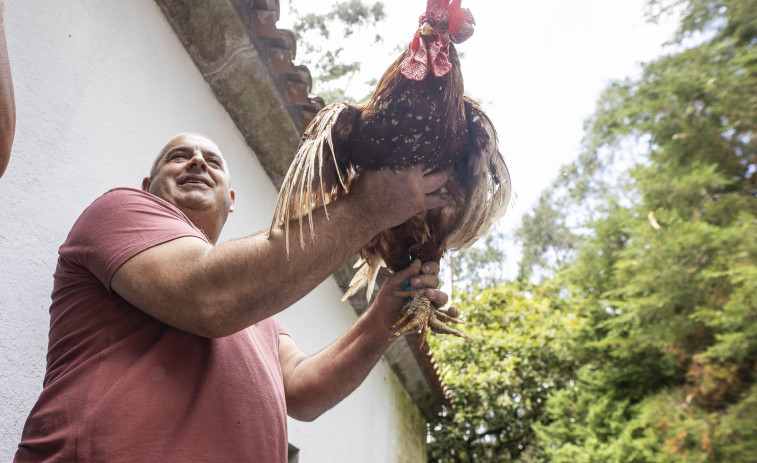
[270,0,511,349]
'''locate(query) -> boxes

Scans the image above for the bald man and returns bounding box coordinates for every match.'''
[15,132,457,462]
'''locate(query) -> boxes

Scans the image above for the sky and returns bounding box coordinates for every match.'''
[278,0,680,278]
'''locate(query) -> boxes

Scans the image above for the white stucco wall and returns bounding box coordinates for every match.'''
[0,1,421,461]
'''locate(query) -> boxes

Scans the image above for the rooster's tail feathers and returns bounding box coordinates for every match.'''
[341,256,386,302]
[268,103,350,254]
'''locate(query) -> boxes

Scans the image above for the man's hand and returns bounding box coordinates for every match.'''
[371,260,459,337]
[279,258,459,422]
[348,166,453,232]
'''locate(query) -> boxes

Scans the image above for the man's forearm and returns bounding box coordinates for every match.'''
[278,261,446,422]
[181,167,452,336]
[113,167,451,338]
[0,2,15,179]
[282,308,391,421]
[201,195,383,335]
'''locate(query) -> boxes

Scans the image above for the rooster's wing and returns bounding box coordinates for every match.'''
[269,102,362,254]
[445,96,511,251]
[344,96,511,301]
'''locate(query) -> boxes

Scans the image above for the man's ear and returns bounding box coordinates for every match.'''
[141,177,151,192]
[229,189,236,213]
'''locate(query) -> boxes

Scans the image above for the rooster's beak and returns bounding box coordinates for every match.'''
[420,22,435,36]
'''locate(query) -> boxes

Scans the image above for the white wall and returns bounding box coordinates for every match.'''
[0,1,414,461]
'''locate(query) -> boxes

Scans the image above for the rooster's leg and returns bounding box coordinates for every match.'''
[389,289,468,350]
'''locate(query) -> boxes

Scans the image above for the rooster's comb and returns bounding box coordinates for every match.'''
[425,0,475,44]
[425,0,449,16]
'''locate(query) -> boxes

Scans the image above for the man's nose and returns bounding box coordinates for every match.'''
[187,150,207,171]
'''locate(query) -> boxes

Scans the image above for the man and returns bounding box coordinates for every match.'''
[15,132,457,462]
[0,0,15,178]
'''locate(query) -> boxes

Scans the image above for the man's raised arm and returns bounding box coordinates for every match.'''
[0,2,15,178]
[112,166,453,338]
[278,260,455,421]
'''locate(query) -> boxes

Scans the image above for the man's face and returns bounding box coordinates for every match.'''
[143,133,235,220]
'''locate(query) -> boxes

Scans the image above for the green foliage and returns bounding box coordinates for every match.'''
[514,123,635,282]
[427,283,578,462]
[445,0,757,461]
[285,0,386,103]
[290,0,384,40]
[447,230,508,296]
[515,193,579,282]
[528,0,757,461]
[536,203,757,462]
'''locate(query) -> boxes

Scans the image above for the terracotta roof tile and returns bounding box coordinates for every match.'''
[409,334,454,408]
[247,0,324,126]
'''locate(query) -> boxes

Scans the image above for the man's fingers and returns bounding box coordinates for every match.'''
[409,261,441,288]
[425,288,449,308]
[441,305,459,319]
[392,260,421,283]
[421,261,440,275]
[410,274,439,289]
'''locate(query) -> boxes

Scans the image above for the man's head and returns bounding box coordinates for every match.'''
[142,133,236,243]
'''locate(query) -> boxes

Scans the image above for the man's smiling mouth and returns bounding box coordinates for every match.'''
[179,175,211,187]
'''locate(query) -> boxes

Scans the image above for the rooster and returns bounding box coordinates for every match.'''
[270,0,510,349]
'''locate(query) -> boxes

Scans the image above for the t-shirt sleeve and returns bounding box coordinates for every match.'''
[60,188,210,291]
[272,317,288,337]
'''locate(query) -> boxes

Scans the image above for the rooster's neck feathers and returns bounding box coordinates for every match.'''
[375,45,463,110]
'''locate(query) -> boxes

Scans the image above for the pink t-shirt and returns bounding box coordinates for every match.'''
[16,188,289,462]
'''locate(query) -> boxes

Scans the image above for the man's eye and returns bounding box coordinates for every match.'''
[171,153,188,160]
[208,159,221,166]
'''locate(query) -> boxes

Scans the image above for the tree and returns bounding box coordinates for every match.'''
[515,91,648,283]
[444,229,509,298]
[532,0,757,460]
[284,0,387,103]
[427,282,578,462]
